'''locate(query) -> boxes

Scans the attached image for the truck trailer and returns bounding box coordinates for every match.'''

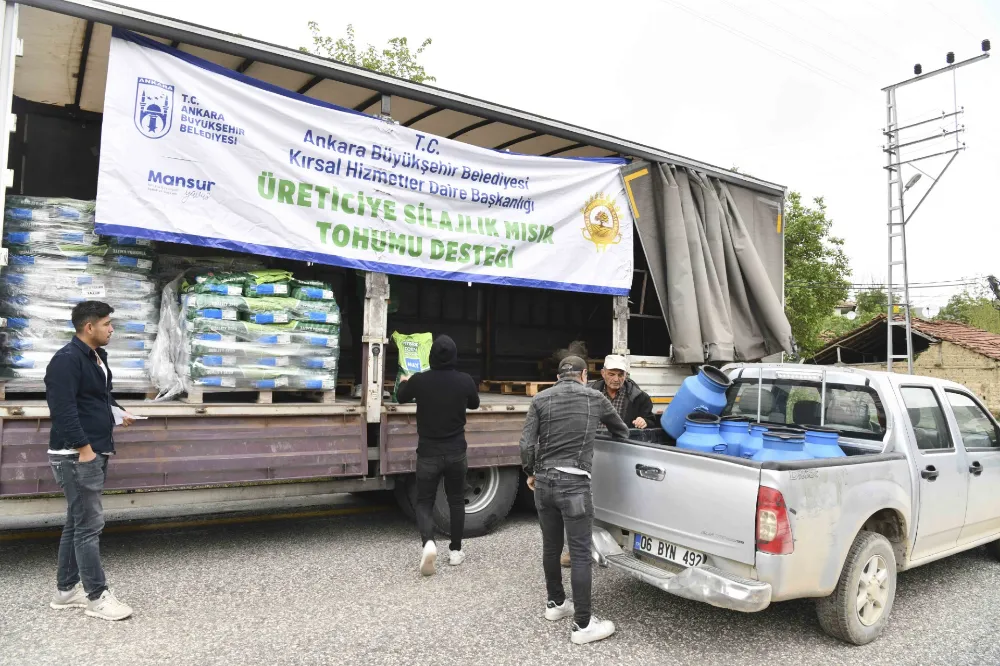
[0,0,790,535]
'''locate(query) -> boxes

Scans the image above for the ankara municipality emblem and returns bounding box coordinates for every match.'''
[581,193,623,252]
[134,77,174,139]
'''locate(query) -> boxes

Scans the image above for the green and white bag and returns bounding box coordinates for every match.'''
[390,331,432,403]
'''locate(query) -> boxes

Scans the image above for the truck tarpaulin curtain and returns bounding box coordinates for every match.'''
[623,161,794,363]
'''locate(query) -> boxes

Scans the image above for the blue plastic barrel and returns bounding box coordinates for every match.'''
[661,366,732,439]
[752,432,814,462]
[719,416,750,457]
[740,422,769,459]
[677,412,728,455]
[804,426,846,458]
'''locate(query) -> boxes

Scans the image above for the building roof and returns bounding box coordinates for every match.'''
[809,314,1000,365]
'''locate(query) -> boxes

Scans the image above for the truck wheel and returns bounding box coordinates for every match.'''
[435,466,519,538]
[393,466,519,538]
[986,540,1000,562]
[514,470,537,513]
[816,531,897,645]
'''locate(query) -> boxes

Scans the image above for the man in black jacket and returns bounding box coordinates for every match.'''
[45,301,134,621]
[520,355,628,645]
[590,354,655,429]
[396,335,480,576]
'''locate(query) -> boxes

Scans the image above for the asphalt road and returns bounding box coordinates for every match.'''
[2,502,999,666]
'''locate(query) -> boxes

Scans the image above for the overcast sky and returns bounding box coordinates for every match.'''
[121,0,1000,311]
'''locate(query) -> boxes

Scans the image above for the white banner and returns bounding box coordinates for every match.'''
[96,30,634,295]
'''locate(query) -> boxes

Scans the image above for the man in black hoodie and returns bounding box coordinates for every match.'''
[396,335,480,576]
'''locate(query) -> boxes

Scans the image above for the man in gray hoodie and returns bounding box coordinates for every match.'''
[519,355,628,645]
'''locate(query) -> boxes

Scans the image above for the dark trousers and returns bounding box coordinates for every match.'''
[49,453,109,600]
[415,452,468,552]
[534,469,593,627]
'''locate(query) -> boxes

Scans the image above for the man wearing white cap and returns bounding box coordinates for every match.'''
[590,354,656,430]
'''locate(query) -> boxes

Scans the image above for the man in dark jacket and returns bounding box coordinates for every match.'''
[45,301,134,621]
[519,355,628,645]
[589,354,656,429]
[396,335,480,576]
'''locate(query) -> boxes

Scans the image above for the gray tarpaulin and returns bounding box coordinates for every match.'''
[623,161,794,363]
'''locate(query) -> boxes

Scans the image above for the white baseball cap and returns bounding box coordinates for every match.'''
[603,354,628,372]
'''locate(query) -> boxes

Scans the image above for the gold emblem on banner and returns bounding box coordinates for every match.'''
[581,193,623,252]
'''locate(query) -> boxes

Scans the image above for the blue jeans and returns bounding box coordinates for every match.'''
[49,454,109,600]
[534,469,593,627]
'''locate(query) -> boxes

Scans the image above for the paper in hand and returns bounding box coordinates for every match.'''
[111,405,148,425]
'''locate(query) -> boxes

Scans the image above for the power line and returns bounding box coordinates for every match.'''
[650,0,865,95]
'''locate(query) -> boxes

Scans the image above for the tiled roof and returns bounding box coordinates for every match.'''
[909,317,1000,362]
[809,314,1000,364]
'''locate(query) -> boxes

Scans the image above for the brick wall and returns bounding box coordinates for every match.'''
[851,341,1000,414]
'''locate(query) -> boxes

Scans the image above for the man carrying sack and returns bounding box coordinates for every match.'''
[519,355,628,645]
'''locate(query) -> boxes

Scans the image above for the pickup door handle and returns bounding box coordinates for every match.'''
[921,465,939,481]
[635,464,665,482]
[969,461,984,477]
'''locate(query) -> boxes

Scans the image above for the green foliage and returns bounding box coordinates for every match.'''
[783,192,851,357]
[301,22,436,83]
[935,287,1000,334]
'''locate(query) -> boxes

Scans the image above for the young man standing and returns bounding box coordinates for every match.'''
[520,355,628,645]
[45,301,134,621]
[396,334,480,576]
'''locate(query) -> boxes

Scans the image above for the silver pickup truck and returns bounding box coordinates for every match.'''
[591,364,1000,645]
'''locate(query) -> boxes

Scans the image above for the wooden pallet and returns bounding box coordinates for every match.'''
[182,387,337,404]
[479,380,555,397]
[0,382,157,402]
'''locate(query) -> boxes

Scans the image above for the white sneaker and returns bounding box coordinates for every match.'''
[50,583,87,610]
[420,541,437,576]
[85,589,133,621]
[571,617,616,645]
[545,599,575,621]
[448,550,466,566]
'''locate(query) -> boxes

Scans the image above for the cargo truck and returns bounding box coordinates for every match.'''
[0,0,789,535]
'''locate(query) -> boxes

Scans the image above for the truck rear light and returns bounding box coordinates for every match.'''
[756,486,793,555]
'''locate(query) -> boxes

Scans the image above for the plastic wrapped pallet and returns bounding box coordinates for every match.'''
[0,195,161,394]
[148,268,341,399]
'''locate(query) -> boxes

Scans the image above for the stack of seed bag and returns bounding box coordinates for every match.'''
[181,269,340,392]
[0,196,160,391]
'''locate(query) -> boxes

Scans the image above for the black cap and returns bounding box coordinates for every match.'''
[558,355,587,376]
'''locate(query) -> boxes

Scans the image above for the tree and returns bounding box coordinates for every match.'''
[936,286,1000,334]
[783,192,851,357]
[301,23,435,83]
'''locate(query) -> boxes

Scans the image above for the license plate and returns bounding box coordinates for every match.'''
[633,533,706,568]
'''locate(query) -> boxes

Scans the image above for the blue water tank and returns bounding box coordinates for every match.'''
[753,432,814,462]
[719,416,750,457]
[661,366,732,439]
[677,412,728,455]
[804,426,846,458]
[740,422,769,459]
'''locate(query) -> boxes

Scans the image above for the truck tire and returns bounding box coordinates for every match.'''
[514,469,537,513]
[816,530,897,645]
[393,466,520,539]
[986,539,1000,562]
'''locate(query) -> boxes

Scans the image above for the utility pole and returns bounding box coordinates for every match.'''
[882,40,990,374]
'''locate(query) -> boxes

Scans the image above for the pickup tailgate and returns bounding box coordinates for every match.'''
[593,438,761,566]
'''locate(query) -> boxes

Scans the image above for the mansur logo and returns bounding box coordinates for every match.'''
[581,193,623,252]
[134,77,174,139]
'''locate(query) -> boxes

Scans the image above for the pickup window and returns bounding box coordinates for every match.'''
[945,391,1000,449]
[723,379,886,441]
[900,386,954,451]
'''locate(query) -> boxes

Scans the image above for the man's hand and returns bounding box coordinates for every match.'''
[632,417,648,429]
[121,413,135,427]
[526,475,536,492]
[77,444,97,463]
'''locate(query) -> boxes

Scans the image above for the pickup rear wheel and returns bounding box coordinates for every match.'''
[816,530,897,645]
[986,539,1000,562]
